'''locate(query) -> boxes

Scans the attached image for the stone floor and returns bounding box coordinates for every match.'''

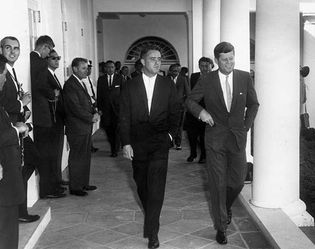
[34,130,273,249]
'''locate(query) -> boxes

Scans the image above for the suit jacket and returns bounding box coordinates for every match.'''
[63,75,94,135]
[47,71,65,131]
[0,72,24,124]
[168,75,190,108]
[120,74,180,147]
[0,106,25,206]
[30,51,56,127]
[97,73,123,127]
[184,72,204,130]
[186,69,259,150]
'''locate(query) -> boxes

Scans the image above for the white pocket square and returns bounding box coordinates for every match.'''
[239,92,243,95]
[115,85,120,88]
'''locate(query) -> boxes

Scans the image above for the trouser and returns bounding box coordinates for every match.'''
[67,134,91,190]
[187,126,205,159]
[131,133,169,237]
[0,205,19,249]
[174,110,185,147]
[33,126,59,197]
[103,124,120,154]
[19,136,39,216]
[205,133,247,231]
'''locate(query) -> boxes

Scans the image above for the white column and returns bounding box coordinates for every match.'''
[202,0,220,61]
[302,16,315,127]
[191,0,203,72]
[252,0,312,226]
[220,0,250,71]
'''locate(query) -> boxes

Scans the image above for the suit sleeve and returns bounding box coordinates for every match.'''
[244,75,259,130]
[0,80,23,116]
[119,80,131,146]
[96,77,105,111]
[63,83,93,124]
[185,78,206,119]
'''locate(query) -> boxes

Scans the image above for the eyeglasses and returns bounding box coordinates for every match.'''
[50,56,61,61]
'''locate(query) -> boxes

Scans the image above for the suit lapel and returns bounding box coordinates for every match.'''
[213,70,227,111]
[230,70,239,112]
[72,75,90,100]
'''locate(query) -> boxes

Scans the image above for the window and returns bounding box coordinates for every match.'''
[125,36,179,65]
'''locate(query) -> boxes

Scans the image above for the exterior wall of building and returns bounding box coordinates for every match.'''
[101,14,188,73]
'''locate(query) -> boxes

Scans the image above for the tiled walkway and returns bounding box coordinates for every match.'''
[34,130,273,249]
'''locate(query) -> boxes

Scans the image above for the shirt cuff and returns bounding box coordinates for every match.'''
[19,100,23,112]
[168,133,173,141]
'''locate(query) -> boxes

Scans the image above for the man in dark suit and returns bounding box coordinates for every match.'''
[121,65,131,82]
[186,42,259,245]
[120,45,180,249]
[63,58,100,196]
[46,49,66,191]
[0,36,40,223]
[184,57,214,163]
[0,54,28,249]
[167,63,189,150]
[97,60,123,157]
[30,35,66,199]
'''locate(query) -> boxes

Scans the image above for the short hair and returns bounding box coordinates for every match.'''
[48,49,57,56]
[0,36,20,48]
[121,65,128,70]
[198,57,214,69]
[71,57,88,68]
[105,60,115,66]
[214,42,234,59]
[0,54,8,74]
[300,66,310,78]
[169,63,180,71]
[140,45,161,59]
[180,67,188,74]
[35,35,55,48]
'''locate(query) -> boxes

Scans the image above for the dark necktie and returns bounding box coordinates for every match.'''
[82,81,88,93]
[12,68,21,93]
[53,73,62,89]
[108,75,112,87]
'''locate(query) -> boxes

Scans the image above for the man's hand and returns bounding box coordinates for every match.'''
[21,92,31,106]
[54,89,60,97]
[14,122,29,134]
[24,110,31,121]
[0,164,2,181]
[92,113,100,123]
[123,144,134,160]
[199,109,215,126]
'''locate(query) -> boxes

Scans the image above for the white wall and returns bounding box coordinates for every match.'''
[101,14,188,73]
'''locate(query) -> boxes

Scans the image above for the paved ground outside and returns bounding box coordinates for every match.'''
[34,129,273,249]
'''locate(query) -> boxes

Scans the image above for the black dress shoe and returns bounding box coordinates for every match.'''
[110,152,118,157]
[44,192,66,199]
[216,230,227,244]
[91,146,98,153]
[187,155,196,162]
[83,185,97,191]
[19,214,40,223]
[198,157,206,164]
[58,186,67,192]
[227,209,232,225]
[70,189,88,196]
[148,235,159,249]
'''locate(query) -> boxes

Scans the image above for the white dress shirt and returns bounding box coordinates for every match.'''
[218,70,233,110]
[142,73,157,114]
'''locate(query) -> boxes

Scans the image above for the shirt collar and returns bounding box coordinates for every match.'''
[142,73,157,82]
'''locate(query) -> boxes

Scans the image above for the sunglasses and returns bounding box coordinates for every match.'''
[50,56,61,61]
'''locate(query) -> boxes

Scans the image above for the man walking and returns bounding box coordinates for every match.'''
[120,45,180,249]
[186,42,259,245]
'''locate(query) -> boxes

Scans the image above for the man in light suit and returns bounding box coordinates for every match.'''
[186,42,259,245]
[120,45,180,249]
[167,63,189,150]
[97,60,123,157]
[63,58,100,196]
[0,54,28,249]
